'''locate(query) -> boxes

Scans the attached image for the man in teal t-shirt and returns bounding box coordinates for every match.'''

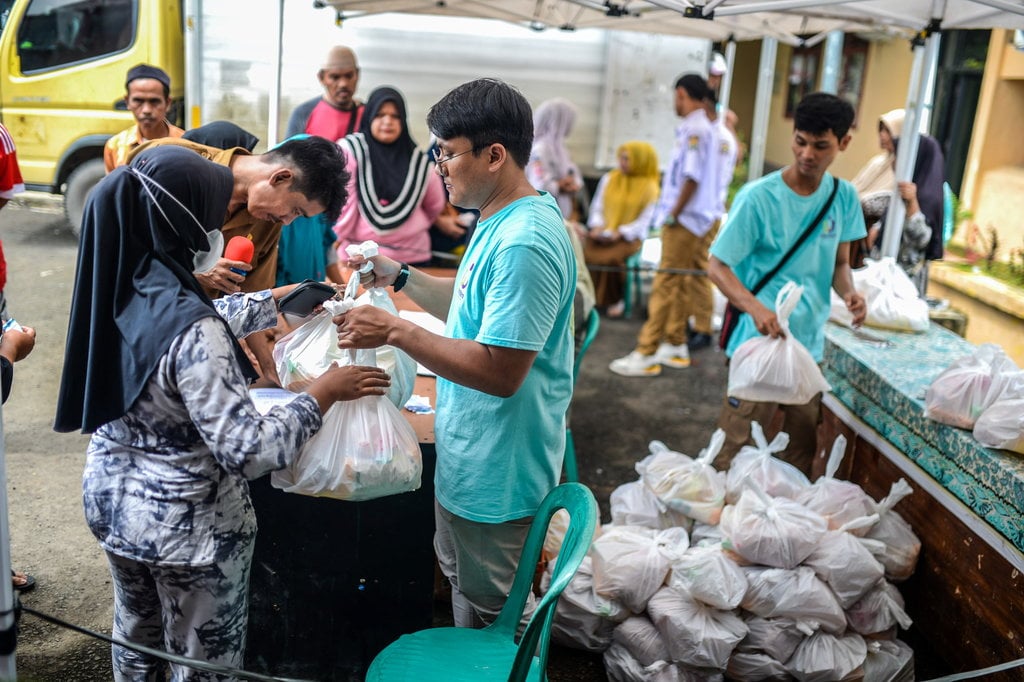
[708,92,867,475]
[334,78,575,628]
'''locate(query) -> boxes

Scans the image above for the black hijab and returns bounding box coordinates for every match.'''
[911,134,946,260]
[182,121,259,152]
[875,132,946,261]
[54,146,256,433]
[339,86,431,231]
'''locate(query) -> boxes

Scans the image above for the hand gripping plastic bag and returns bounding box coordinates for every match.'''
[719,478,827,569]
[974,397,1024,453]
[924,343,1024,429]
[830,257,929,332]
[273,265,416,409]
[271,292,422,500]
[638,434,727,525]
[728,282,831,405]
[725,421,810,504]
[796,435,877,535]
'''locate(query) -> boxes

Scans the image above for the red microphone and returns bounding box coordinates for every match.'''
[224,236,254,276]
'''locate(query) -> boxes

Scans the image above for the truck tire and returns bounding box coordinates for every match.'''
[63,158,106,237]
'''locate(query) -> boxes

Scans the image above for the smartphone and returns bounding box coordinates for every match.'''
[278,280,337,317]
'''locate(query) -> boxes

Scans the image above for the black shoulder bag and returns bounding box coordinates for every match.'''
[718,176,841,350]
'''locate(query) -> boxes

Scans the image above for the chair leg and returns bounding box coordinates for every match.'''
[563,428,579,483]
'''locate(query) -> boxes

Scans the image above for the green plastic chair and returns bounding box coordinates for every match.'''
[364,482,599,682]
[563,308,600,482]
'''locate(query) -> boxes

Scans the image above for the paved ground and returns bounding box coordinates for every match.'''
[0,195,732,680]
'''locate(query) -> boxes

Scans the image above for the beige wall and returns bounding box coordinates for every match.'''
[730,36,914,183]
[956,30,1024,259]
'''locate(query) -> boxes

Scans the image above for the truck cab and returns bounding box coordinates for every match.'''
[0,0,183,234]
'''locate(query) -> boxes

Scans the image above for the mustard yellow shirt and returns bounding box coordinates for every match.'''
[103,122,185,173]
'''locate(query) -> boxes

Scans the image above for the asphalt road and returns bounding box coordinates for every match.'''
[0,194,731,681]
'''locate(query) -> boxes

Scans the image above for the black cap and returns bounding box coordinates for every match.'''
[125,63,171,92]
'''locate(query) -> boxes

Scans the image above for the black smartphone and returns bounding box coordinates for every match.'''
[278,280,337,317]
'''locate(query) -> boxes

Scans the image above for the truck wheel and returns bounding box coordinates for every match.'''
[63,158,106,237]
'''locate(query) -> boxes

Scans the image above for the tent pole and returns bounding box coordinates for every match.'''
[0,401,17,680]
[268,0,285,148]
[881,24,941,260]
[747,37,778,182]
[820,30,845,93]
[184,0,204,130]
[719,38,737,115]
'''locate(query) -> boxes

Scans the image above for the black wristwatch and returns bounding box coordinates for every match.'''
[393,263,410,292]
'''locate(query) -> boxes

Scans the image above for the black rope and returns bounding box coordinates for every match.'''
[20,605,314,682]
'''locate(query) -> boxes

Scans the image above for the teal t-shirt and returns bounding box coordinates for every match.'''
[435,192,575,523]
[710,171,865,361]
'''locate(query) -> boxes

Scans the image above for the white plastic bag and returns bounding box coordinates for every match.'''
[846,579,913,636]
[830,257,929,332]
[667,543,748,610]
[924,344,1023,429]
[590,526,687,613]
[647,585,748,670]
[725,422,810,503]
[737,615,810,663]
[270,388,422,500]
[638,433,727,525]
[786,631,868,682]
[726,651,790,681]
[612,616,672,667]
[610,480,693,531]
[974,397,1024,453]
[741,566,847,635]
[541,556,627,652]
[864,479,920,582]
[728,282,831,405]
[801,519,885,609]
[271,293,422,500]
[719,479,827,569]
[796,435,876,535]
[273,272,416,409]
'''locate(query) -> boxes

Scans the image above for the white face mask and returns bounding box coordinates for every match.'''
[128,166,224,273]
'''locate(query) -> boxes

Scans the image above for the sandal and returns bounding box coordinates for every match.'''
[12,569,36,593]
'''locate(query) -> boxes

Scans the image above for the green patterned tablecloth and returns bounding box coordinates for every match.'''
[823,322,1024,552]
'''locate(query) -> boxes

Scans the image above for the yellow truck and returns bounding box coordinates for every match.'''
[0,0,183,234]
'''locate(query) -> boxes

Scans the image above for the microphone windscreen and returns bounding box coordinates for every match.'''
[224,236,255,263]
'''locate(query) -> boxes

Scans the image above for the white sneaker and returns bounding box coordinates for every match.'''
[656,342,691,368]
[609,351,662,377]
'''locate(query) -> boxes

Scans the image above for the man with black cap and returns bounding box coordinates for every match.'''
[286,45,365,140]
[103,63,184,173]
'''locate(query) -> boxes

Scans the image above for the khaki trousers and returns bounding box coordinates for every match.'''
[714,392,823,476]
[635,222,716,354]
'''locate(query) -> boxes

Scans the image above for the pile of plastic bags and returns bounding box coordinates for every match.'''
[540,426,919,681]
[829,257,930,333]
[925,343,1024,453]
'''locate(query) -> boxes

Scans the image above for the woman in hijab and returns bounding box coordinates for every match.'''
[852,108,946,266]
[582,141,660,317]
[527,97,582,219]
[54,145,389,678]
[335,86,446,266]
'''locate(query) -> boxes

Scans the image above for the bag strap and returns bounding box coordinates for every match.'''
[749,175,840,296]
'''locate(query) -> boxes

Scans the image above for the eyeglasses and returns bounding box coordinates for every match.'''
[432,146,475,172]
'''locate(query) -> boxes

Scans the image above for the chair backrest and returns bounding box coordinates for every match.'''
[573,308,600,386]
[487,482,598,682]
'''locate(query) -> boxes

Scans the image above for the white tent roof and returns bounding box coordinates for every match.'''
[323,0,1024,45]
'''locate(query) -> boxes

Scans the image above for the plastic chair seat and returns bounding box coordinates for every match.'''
[366,627,542,681]
[365,482,598,682]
